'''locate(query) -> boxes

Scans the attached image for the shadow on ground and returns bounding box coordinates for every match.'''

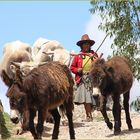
[106,128,140,137]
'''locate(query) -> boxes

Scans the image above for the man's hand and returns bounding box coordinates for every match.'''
[77,68,83,74]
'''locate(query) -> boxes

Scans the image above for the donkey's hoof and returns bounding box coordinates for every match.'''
[33,134,39,140]
[114,130,121,135]
[114,129,121,135]
[107,122,113,130]
[70,136,75,139]
[129,126,133,131]
[52,136,58,139]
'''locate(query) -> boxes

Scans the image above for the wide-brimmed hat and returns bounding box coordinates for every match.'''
[76,34,95,47]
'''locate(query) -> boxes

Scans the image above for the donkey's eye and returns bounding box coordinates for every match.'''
[17,98,22,103]
[18,98,24,106]
[98,77,103,83]
[17,97,24,104]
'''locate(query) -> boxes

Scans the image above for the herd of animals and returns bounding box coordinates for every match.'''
[0,38,135,139]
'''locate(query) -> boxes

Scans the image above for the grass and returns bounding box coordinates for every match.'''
[0,112,27,140]
[0,112,12,139]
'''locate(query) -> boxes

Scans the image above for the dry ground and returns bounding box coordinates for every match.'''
[11,105,140,140]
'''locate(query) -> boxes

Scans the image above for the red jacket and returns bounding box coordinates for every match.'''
[70,50,98,84]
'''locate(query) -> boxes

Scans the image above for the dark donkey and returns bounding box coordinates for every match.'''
[1,61,75,139]
[89,56,133,135]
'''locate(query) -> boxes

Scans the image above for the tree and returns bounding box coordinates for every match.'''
[90,0,140,80]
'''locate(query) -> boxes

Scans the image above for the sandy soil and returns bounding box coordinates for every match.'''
[11,105,140,140]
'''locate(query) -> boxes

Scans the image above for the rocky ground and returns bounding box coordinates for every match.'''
[9,104,140,140]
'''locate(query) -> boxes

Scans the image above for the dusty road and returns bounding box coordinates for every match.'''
[11,105,140,139]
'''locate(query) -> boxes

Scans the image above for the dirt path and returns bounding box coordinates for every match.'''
[11,105,140,139]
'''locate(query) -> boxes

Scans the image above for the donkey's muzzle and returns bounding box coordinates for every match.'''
[11,117,19,124]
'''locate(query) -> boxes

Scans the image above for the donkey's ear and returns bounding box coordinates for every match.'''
[106,66,114,74]
[1,70,13,87]
[104,65,114,75]
[94,58,105,66]
[14,68,23,88]
[10,64,16,74]
[10,61,20,74]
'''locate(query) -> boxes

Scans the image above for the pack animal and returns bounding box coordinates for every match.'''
[89,56,133,135]
[0,39,70,133]
[0,40,32,80]
[1,61,75,139]
[32,37,70,64]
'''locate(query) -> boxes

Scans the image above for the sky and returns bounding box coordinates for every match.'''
[0,1,139,113]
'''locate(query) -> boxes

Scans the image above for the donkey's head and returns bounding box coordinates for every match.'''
[1,66,27,124]
[6,82,26,124]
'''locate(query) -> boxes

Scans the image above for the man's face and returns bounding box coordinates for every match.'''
[81,42,91,52]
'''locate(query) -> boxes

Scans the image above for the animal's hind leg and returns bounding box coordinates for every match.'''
[36,108,48,139]
[29,108,38,139]
[65,101,75,139]
[112,95,121,135]
[123,91,133,130]
[50,108,61,139]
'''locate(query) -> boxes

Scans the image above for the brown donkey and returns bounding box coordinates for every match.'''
[1,61,75,139]
[89,56,133,135]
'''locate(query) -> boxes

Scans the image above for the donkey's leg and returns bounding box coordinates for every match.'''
[65,101,75,139]
[36,107,48,139]
[112,95,121,135]
[123,91,133,130]
[100,95,113,130]
[118,102,122,128]
[29,108,38,139]
[20,109,30,135]
[50,108,61,139]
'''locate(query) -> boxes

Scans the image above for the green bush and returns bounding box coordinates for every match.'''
[0,112,12,139]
